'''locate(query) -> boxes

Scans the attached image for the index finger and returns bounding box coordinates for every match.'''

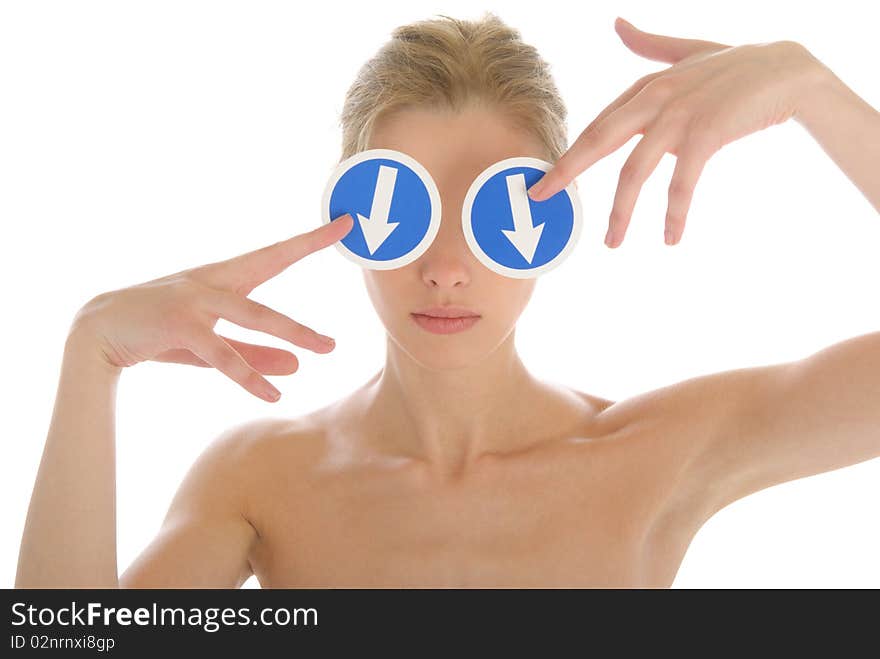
[196,213,354,295]
[528,98,654,202]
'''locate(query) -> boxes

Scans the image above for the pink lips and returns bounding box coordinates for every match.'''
[410,306,481,335]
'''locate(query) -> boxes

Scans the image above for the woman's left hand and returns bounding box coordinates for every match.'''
[527,17,828,247]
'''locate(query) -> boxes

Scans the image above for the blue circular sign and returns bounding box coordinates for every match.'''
[321,149,441,270]
[462,157,582,278]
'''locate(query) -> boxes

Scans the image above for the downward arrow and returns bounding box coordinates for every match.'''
[357,165,401,255]
[502,173,545,264]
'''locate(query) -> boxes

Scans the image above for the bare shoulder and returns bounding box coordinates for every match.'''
[580,366,776,532]
[591,364,768,438]
[120,415,315,588]
[607,333,880,533]
[185,415,321,489]
[207,414,322,481]
[565,387,616,417]
[224,399,356,490]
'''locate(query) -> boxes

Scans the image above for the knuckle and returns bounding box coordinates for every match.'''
[261,240,288,262]
[197,336,233,370]
[642,75,677,100]
[164,275,200,307]
[659,97,692,126]
[547,158,573,185]
[246,370,268,391]
[685,117,718,149]
[166,268,196,288]
[285,322,316,347]
[293,231,318,254]
[618,159,644,184]
[633,72,658,91]
[688,137,717,159]
[578,121,604,146]
[180,266,217,290]
[243,298,282,326]
[667,177,692,201]
[608,209,628,228]
[666,211,686,229]
[217,349,243,375]
[248,299,273,319]
[289,319,312,338]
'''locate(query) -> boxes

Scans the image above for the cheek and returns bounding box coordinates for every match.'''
[362,270,407,315]
[495,279,536,318]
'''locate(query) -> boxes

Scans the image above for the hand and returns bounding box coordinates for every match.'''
[527,17,826,247]
[70,214,355,402]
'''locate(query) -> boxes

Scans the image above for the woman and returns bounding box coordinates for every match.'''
[15,14,880,588]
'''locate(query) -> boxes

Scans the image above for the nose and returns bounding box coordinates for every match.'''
[418,216,472,289]
[420,253,470,288]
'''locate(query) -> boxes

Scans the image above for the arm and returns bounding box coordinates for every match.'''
[670,62,880,516]
[526,22,879,247]
[15,322,259,588]
[15,327,121,587]
[794,59,880,213]
[15,210,351,588]
[670,332,880,520]
[120,420,261,589]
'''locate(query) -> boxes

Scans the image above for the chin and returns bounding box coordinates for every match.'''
[386,317,511,371]
[405,345,484,371]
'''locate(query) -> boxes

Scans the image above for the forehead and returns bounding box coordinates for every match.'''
[366,104,550,185]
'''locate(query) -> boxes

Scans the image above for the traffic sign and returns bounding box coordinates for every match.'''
[321,149,441,270]
[462,157,582,278]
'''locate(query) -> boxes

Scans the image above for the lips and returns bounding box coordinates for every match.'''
[410,306,481,335]
[412,306,480,318]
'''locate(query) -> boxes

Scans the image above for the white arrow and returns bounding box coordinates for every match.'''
[357,164,401,255]
[502,173,545,264]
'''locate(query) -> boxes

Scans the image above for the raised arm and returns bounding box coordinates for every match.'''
[657,331,880,521]
[691,63,880,505]
[15,321,259,588]
[15,327,123,587]
[527,19,880,247]
[644,36,880,512]
[539,20,880,526]
[16,214,353,588]
[794,62,880,212]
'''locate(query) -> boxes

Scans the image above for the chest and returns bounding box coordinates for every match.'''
[248,443,688,587]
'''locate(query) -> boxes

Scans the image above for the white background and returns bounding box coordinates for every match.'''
[1,0,878,589]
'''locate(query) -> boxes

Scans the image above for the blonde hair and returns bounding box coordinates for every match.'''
[339,12,567,163]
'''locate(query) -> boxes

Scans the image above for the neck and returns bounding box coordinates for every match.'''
[362,329,551,475]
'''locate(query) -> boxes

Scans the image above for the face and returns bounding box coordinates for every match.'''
[362,102,551,370]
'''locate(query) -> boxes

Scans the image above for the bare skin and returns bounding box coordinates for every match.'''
[16,22,880,588]
[206,380,706,588]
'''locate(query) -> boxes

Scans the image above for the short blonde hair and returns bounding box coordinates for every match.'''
[339,12,567,163]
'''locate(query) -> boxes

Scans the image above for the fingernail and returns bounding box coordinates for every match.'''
[263,384,281,402]
[605,228,615,247]
[665,229,674,245]
[320,335,336,348]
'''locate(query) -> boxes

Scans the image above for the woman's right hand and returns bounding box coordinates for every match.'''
[69,213,355,402]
